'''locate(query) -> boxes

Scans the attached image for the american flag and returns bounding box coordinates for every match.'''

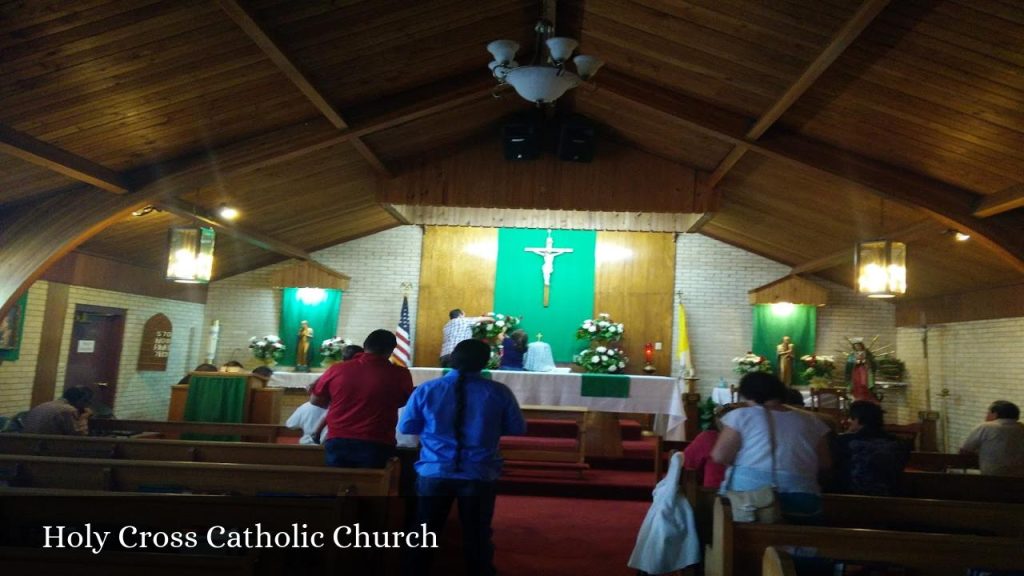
[390,296,412,367]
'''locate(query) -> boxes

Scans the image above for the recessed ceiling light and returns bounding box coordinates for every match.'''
[954,232,970,242]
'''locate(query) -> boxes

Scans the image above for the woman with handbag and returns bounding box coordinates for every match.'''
[711,372,832,523]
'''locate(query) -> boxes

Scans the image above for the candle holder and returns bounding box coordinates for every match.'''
[642,342,656,374]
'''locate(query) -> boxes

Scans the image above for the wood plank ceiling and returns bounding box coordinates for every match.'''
[0,0,1021,301]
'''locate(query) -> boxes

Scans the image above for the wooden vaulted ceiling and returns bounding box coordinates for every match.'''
[0,0,1022,306]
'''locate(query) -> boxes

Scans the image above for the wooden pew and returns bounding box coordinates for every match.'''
[90,418,300,443]
[0,547,257,576]
[0,432,325,467]
[0,487,356,575]
[0,454,398,497]
[761,547,798,576]
[900,470,1024,503]
[708,497,1024,576]
[906,451,979,472]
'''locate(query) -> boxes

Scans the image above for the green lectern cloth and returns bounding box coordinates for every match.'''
[182,374,247,441]
[580,373,631,398]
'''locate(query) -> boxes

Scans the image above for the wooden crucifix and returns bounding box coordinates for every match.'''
[524,230,573,307]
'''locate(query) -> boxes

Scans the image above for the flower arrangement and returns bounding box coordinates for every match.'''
[249,335,285,361]
[576,313,624,342]
[732,352,772,375]
[472,312,520,342]
[800,354,836,384]
[876,356,905,381]
[320,337,353,361]
[574,345,629,374]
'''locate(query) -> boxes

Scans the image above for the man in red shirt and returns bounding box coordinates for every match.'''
[311,329,414,468]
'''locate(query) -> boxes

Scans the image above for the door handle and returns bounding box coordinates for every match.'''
[96,382,109,388]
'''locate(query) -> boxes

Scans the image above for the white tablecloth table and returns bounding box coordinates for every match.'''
[269,367,686,440]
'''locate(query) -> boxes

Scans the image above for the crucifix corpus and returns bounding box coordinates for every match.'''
[524,230,573,307]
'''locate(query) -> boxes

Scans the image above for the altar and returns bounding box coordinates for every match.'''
[269,367,686,440]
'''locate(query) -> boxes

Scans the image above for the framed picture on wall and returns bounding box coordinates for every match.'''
[0,293,27,359]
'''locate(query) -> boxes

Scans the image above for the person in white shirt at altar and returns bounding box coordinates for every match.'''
[439,309,492,368]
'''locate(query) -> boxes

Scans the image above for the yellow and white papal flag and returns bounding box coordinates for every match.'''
[677,302,693,375]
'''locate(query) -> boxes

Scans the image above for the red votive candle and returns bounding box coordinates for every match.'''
[644,342,654,363]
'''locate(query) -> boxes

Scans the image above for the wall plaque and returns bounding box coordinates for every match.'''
[138,313,172,371]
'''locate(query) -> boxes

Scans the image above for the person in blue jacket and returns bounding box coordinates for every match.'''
[399,338,526,576]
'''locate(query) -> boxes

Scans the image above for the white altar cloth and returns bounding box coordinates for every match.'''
[269,367,686,440]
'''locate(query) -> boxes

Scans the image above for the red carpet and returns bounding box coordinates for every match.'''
[432,494,650,576]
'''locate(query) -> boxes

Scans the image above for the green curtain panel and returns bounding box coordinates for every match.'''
[580,373,631,398]
[494,229,596,363]
[752,304,817,374]
[0,292,28,362]
[278,288,342,368]
[182,374,248,441]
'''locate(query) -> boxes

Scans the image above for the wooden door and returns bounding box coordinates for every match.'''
[64,305,126,411]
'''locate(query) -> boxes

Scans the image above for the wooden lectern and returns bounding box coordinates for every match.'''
[168,371,281,425]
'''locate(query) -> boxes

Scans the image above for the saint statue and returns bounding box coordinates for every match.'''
[845,338,876,402]
[296,320,313,369]
[776,336,795,386]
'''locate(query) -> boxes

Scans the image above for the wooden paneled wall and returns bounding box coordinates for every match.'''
[382,138,709,214]
[595,232,677,376]
[414,227,677,375]
[414,227,498,366]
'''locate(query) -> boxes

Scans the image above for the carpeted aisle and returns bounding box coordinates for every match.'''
[431,494,650,575]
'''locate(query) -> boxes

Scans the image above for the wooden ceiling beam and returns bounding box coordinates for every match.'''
[974,184,1024,218]
[157,199,311,261]
[790,220,942,275]
[597,74,1024,273]
[703,0,890,189]
[0,124,130,194]
[216,0,392,177]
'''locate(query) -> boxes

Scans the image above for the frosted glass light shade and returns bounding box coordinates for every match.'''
[573,54,603,79]
[856,240,906,298]
[505,66,580,103]
[546,37,578,62]
[487,40,520,64]
[166,227,216,284]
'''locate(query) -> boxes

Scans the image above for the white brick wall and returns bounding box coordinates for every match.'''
[0,281,205,420]
[898,317,1024,451]
[204,226,424,368]
[0,282,48,416]
[672,235,901,417]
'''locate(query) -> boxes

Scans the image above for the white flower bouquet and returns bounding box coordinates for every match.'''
[576,313,625,342]
[249,335,285,360]
[472,312,520,342]
[574,345,629,374]
[732,352,772,375]
[320,337,353,361]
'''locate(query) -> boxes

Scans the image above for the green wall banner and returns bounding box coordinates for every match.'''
[278,288,342,368]
[494,229,596,363]
[752,304,816,377]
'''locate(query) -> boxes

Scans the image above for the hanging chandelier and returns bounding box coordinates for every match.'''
[487,20,603,105]
[166,226,216,284]
[855,240,906,298]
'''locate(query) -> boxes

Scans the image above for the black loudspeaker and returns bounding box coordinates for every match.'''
[557,114,595,162]
[502,112,544,161]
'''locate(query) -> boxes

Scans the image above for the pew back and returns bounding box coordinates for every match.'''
[0,454,397,497]
[710,498,1024,576]
[0,433,325,466]
[89,419,300,442]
